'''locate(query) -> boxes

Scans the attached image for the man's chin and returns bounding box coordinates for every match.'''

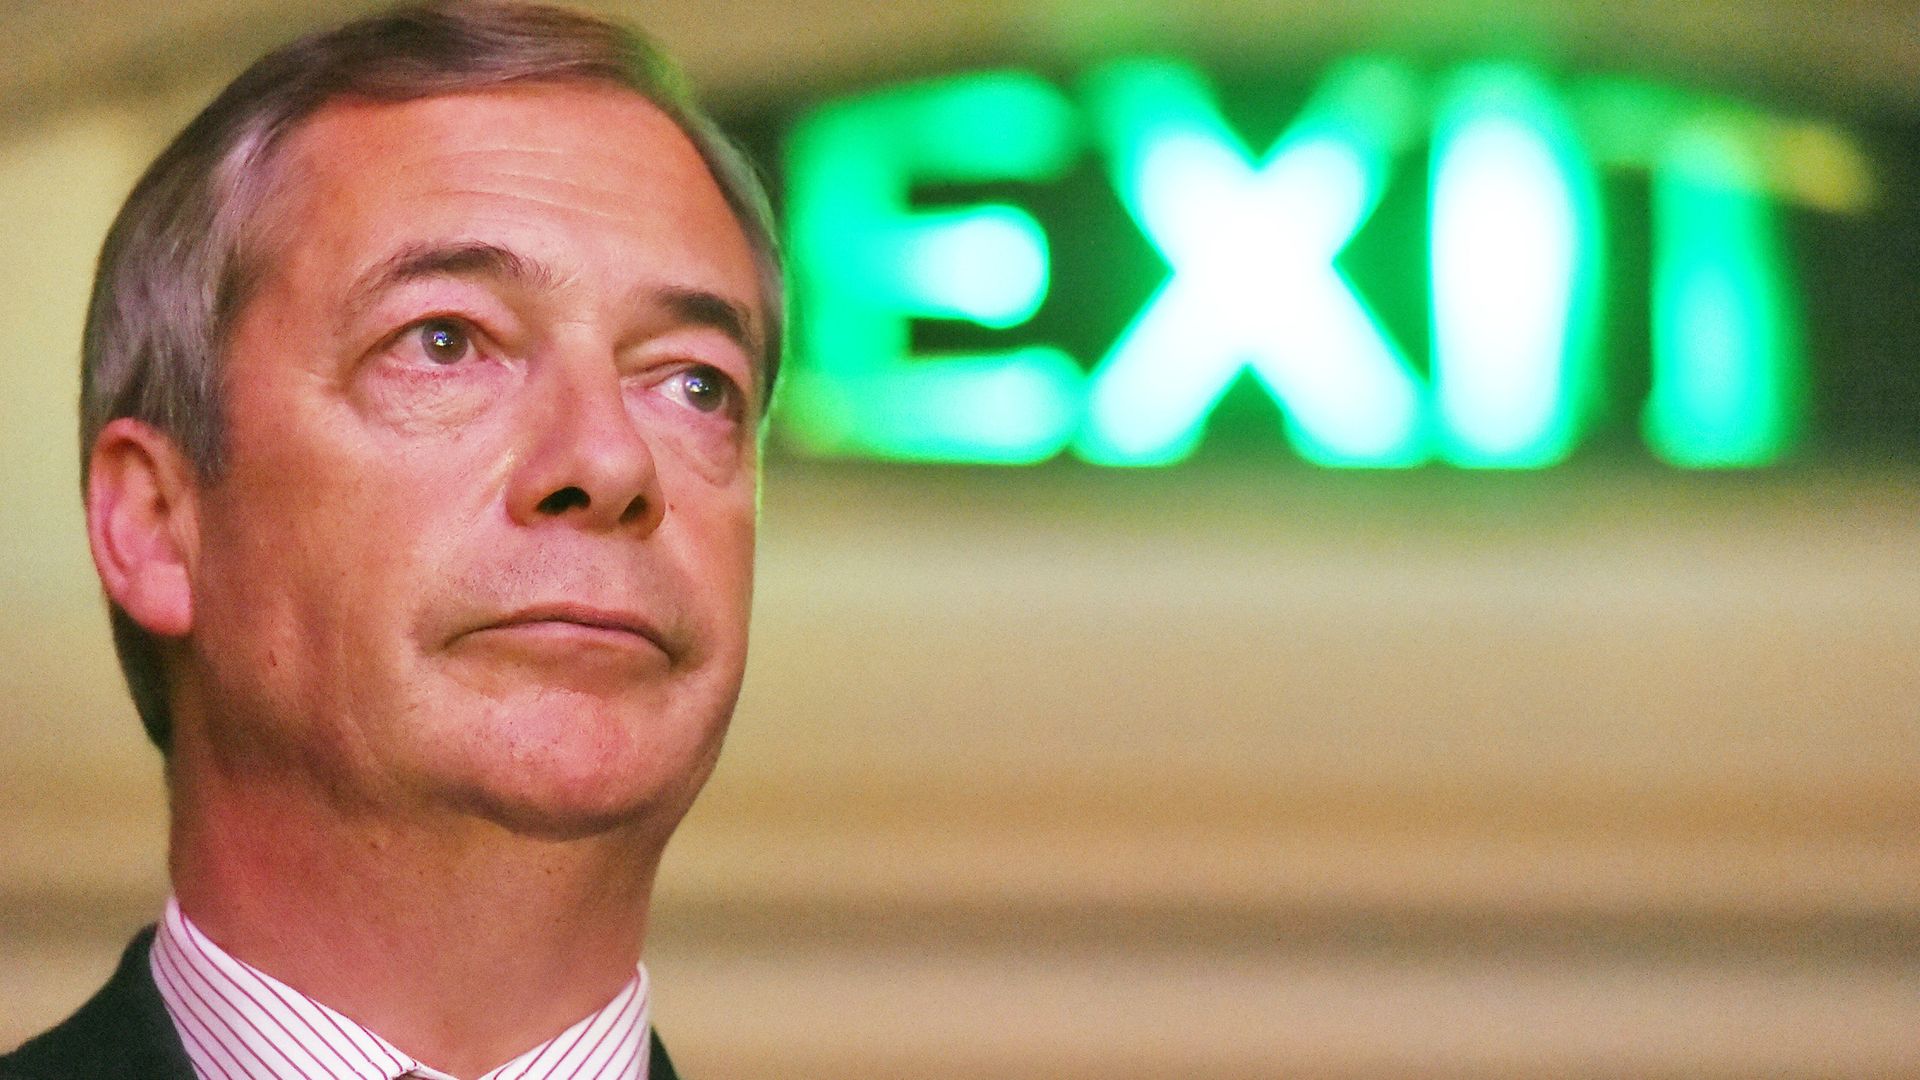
[432,754,709,843]
[446,783,680,843]
[425,698,728,843]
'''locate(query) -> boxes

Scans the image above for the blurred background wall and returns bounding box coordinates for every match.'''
[2,2,1916,1076]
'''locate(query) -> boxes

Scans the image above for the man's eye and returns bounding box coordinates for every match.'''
[413,319,472,365]
[670,365,737,415]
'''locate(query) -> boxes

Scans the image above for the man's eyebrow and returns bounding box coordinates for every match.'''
[343,241,557,322]
[341,241,763,370]
[656,286,763,367]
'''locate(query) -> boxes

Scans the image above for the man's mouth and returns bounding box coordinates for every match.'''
[471,603,671,657]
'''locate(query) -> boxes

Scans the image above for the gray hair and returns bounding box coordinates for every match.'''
[82,0,785,752]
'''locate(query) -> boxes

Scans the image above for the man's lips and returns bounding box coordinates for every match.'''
[465,603,670,656]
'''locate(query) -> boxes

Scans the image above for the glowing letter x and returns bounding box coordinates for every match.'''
[1077,59,1429,466]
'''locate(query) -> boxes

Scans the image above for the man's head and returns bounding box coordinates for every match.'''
[82,1,780,837]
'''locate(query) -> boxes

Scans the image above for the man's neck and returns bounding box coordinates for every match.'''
[167,766,667,1078]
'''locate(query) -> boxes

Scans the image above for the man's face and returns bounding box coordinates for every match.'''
[180,83,765,838]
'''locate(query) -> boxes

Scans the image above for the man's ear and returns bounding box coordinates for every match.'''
[87,418,200,638]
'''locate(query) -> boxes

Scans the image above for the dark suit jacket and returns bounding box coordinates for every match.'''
[1,927,679,1079]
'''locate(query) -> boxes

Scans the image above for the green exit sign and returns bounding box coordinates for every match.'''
[775,58,1875,469]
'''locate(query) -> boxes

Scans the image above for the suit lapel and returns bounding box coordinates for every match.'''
[648,1027,680,1080]
[0,926,197,1080]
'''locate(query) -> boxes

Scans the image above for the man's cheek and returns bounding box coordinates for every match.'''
[636,398,755,488]
[350,361,512,438]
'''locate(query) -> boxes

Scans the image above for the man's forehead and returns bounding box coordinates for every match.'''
[250,82,763,312]
[274,81,704,192]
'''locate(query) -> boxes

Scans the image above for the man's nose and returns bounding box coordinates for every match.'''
[506,355,664,534]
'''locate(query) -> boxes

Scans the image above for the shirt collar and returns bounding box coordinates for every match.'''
[150,897,650,1080]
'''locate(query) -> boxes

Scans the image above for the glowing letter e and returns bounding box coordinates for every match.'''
[780,75,1083,463]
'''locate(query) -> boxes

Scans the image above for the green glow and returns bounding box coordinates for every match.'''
[775,59,1859,470]
[1429,65,1602,468]
[781,72,1082,462]
[1646,121,1801,467]
[1573,78,1687,170]
[784,347,1083,463]
[1075,58,1431,467]
[1575,78,1873,214]
[1577,80,1827,465]
[892,207,1050,327]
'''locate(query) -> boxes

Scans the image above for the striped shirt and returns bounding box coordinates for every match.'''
[150,898,650,1080]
